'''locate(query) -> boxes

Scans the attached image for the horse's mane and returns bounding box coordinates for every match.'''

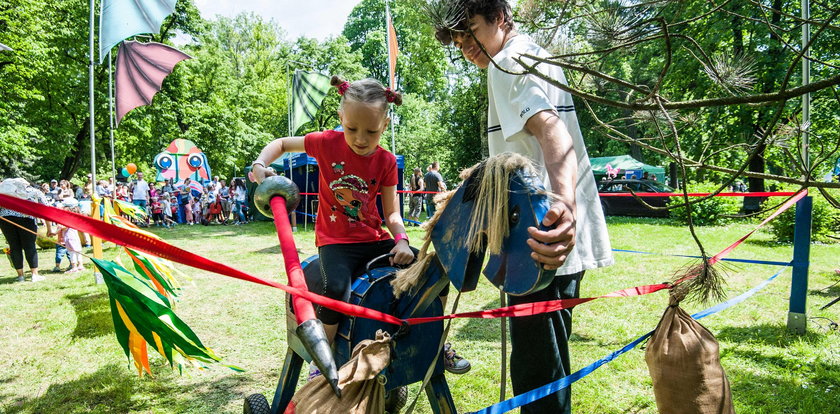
[392,153,537,297]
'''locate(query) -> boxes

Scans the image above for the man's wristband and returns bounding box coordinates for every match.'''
[251,160,266,169]
[394,233,409,244]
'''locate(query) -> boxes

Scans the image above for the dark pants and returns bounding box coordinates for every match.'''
[312,240,398,325]
[0,216,39,270]
[508,271,584,414]
[425,195,437,218]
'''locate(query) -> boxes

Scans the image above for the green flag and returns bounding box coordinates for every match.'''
[290,70,332,134]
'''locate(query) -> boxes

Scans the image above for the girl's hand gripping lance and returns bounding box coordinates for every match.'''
[254,176,341,397]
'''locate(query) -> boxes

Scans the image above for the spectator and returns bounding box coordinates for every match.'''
[407,167,425,224]
[0,178,46,282]
[642,171,649,180]
[57,198,84,273]
[160,193,174,228]
[218,179,231,223]
[57,180,73,201]
[423,161,446,218]
[161,178,175,195]
[96,180,111,198]
[650,173,657,181]
[232,178,248,225]
[47,179,60,202]
[131,172,150,225]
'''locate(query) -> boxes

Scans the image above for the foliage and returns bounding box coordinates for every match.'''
[767,193,840,243]
[669,182,743,226]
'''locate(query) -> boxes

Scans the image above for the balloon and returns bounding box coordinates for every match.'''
[121,168,130,177]
[126,163,137,175]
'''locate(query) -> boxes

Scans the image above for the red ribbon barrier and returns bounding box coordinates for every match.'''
[2,190,802,326]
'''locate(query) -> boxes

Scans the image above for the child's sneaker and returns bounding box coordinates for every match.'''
[16,276,25,283]
[51,266,61,273]
[443,343,471,374]
[31,274,46,282]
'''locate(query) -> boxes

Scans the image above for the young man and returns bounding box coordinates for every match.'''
[433,1,614,412]
[130,172,150,226]
[423,161,446,218]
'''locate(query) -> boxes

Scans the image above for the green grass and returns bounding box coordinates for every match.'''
[1,218,838,413]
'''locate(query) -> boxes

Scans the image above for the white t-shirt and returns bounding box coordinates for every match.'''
[132,179,150,201]
[487,34,613,276]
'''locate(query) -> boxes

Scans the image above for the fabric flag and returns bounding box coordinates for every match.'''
[290,70,332,135]
[386,10,399,88]
[99,0,177,63]
[115,41,191,125]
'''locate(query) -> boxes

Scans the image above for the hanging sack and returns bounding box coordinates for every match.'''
[645,299,735,414]
[285,330,391,414]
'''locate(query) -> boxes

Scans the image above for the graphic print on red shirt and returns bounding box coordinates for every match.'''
[304,130,398,246]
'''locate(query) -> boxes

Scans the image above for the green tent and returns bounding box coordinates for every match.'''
[590,155,665,181]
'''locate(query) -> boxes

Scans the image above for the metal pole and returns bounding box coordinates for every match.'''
[801,0,810,173]
[787,196,812,334]
[108,51,116,184]
[88,0,105,284]
[386,0,397,153]
[286,64,297,231]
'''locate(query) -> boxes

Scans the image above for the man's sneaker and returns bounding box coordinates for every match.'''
[16,276,25,283]
[443,343,471,374]
[31,274,46,282]
[51,266,61,273]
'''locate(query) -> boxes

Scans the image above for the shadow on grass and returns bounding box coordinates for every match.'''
[66,292,113,339]
[0,275,20,285]
[727,348,840,412]
[810,280,840,298]
[4,363,252,414]
[716,323,824,346]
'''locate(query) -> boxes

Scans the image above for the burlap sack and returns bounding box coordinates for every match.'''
[645,303,735,414]
[285,330,391,414]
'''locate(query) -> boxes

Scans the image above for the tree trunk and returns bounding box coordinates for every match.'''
[59,119,89,180]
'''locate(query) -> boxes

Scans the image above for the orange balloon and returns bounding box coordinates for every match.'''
[126,163,137,175]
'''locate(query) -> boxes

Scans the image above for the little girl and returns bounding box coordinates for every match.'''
[184,195,194,225]
[58,199,84,273]
[252,76,414,347]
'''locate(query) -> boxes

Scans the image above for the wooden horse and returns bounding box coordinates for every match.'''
[244,153,554,413]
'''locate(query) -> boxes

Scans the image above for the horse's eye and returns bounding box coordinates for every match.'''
[510,205,520,225]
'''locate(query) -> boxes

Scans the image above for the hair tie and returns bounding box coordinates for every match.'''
[385,87,396,103]
[337,81,351,95]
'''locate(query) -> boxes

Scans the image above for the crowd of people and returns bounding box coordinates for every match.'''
[0,173,253,282]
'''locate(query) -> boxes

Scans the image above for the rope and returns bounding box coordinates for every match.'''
[467,266,787,414]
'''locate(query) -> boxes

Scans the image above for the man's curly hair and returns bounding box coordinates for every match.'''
[429,0,514,46]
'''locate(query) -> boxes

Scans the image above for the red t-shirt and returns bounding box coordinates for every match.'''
[304,130,398,246]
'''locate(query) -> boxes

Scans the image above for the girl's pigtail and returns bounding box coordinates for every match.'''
[384,88,403,106]
[332,75,350,95]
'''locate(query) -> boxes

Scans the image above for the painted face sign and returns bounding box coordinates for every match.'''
[154,139,212,185]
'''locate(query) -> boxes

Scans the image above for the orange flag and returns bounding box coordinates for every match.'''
[387,10,399,88]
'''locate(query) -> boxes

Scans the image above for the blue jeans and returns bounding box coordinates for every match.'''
[55,245,70,266]
[234,200,247,222]
[425,195,436,219]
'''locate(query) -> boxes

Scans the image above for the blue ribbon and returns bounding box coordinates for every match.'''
[468,267,786,414]
[612,248,792,267]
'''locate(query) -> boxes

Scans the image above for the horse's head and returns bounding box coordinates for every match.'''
[430,153,555,296]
